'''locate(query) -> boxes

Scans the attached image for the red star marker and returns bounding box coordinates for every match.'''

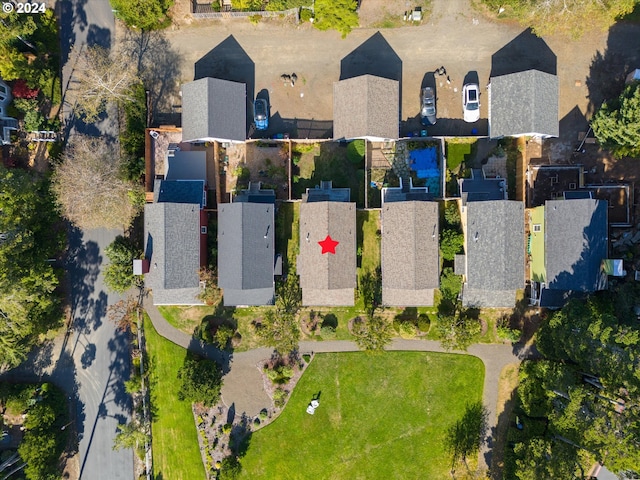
[318,235,339,254]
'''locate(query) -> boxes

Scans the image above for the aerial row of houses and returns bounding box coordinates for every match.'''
[141,67,618,311]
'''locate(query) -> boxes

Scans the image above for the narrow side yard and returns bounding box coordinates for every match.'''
[145,314,206,480]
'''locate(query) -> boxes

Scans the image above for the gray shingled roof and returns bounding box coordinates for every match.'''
[144,202,203,305]
[165,151,207,181]
[544,198,608,294]
[489,69,558,138]
[182,77,246,142]
[382,201,439,306]
[297,202,356,306]
[463,200,524,307]
[154,179,205,207]
[333,75,399,141]
[217,202,275,306]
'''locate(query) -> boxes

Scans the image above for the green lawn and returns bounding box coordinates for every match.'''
[446,139,477,171]
[293,142,364,206]
[144,313,206,480]
[240,351,484,479]
[275,201,300,270]
[357,210,380,275]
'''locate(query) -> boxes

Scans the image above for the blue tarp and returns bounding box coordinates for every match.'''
[408,147,440,197]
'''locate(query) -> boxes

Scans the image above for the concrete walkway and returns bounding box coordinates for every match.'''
[144,300,535,470]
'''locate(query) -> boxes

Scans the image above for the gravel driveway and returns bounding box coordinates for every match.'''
[150,0,640,141]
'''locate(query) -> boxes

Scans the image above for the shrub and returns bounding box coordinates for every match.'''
[497,317,521,343]
[273,387,288,408]
[259,408,268,420]
[219,455,242,480]
[11,79,39,99]
[233,165,251,182]
[266,364,294,384]
[222,423,232,434]
[302,354,311,363]
[215,324,235,349]
[347,139,365,165]
[399,321,417,338]
[177,353,224,407]
[300,7,312,21]
[440,229,464,262]
[417,314,431,333]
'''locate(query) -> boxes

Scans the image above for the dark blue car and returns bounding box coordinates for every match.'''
[254,98,269,130]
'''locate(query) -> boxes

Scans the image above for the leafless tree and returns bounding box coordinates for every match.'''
[51,135,143,230]
[73,46,139,122]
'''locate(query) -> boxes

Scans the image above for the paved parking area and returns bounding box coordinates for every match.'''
[155,0,640,144]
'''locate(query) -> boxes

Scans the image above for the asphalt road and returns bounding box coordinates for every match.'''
[68,228,133,480]
[56,0,133,478]
[58,0,117,138]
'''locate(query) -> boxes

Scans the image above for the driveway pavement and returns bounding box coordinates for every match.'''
[153,0,640,141]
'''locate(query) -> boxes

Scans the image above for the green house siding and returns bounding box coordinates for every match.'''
[529,206,546,283]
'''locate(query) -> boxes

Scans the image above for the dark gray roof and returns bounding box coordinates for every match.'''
[544,198,608,294]
[463,200,524,307]
[303,180,351,203]
[382,201,439,306]
[460,174,506,204]
[144,202,203,305]
[182,77,246,142]
[217,202,275,306]
[333,75,399,141]
[165,151,207,181]
[154,180,205,208]
[297,202,356,306]
[382,177,432,203]
[234,182,276,204]
[489,69,558,138]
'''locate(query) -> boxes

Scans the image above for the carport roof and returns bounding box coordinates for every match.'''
[489,69,558,138]
[181,77,246,142]
[333,75,399,141]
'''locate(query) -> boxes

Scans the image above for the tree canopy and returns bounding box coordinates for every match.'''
[508,292,640,478]
[110,0,174,31]
[313,0,359,38]
[482,0,638,38]
[51,135,143,230]
[177,353,224,407]
[592,82,640,159]
[104,235,142,293]
[255,309,301,356]
[0,166,64,368]
[351,315,392,351]
[0,9,59,90]
[74,46,139,122]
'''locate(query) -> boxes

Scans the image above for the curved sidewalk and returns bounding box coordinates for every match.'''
[144,300,534,471]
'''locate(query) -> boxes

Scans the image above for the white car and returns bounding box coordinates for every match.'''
[462,83,480,123]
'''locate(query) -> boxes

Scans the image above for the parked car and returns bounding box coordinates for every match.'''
[462,83,480,123]
[420,87,437,125]
[254,98,269,130]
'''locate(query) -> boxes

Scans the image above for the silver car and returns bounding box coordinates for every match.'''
[420,87,437,125]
